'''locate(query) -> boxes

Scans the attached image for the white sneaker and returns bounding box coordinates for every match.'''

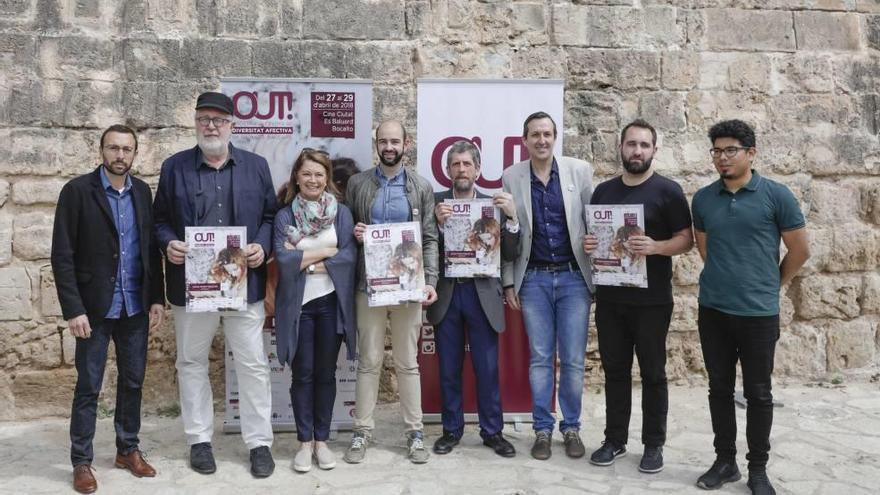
[293,445,312,473]
[314,443,336,470]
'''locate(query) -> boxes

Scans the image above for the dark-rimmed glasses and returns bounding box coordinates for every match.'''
[196,116,232,128]
[709,146,751,159]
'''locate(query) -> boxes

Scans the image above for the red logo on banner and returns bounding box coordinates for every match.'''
[431,136,530,189]
[232,91,294,120]
[311,92,355,138]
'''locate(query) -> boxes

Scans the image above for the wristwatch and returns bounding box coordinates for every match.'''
[308,264,316,274]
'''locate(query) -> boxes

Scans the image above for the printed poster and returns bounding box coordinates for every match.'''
[364,222,426,307]
[184,226,248,312]
[442,198,501,278]
[586,204,648,288]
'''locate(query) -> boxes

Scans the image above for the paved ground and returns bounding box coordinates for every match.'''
[1,381,878,494]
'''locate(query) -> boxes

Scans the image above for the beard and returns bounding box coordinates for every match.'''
[622,156,652,175]
[379,149,403,167]
[197,133,229,156]
[452,177,474,193]
[102,159,132,177]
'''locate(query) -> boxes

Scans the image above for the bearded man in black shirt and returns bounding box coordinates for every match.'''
[583,119,694,474]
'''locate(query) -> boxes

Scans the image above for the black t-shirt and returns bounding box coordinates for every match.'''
[590,173,692,305]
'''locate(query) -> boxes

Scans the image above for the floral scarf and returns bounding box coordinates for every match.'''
[286,192,337,247]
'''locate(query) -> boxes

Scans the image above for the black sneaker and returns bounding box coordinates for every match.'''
[190,442,216,474]
[432,431,459,455]
[696,460,741,490]
[530,431,552,460]
[249,446,275,478]
[638,446,664,473]
[747,470,776,495]
[589,440,627,466]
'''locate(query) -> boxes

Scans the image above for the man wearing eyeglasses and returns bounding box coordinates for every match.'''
[52,125,166,493]
[691,119,809,495]
[153,92,278,478]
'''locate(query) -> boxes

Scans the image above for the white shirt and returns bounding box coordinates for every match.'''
[297,225,337,305]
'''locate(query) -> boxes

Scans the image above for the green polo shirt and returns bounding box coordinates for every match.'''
[691,171,805,316]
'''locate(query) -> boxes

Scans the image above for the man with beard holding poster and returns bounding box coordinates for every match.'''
[52,125,165,493]
[344,120,439,464]
[153,92,278,478]
[427,140,519,458]
[583,119,693,474]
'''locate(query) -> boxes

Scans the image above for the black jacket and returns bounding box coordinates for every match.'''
[51,166,165,325]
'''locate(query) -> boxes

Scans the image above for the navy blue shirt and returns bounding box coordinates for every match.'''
[529,160,575,266]
[196,150,235,227]
[370,166,411,224]
[100,169,143,318]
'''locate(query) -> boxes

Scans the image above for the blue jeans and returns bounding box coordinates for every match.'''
[519,269,591,433]
[291,293,343,442]
[70,312,149,466]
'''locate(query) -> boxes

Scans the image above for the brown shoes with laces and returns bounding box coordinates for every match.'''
[114,449,157,478]
[73,464,97,494]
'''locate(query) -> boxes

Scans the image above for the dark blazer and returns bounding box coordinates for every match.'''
[51,166,165,325]
[153,144,278,306]
[426,189,520,332]
[273,204,358,364]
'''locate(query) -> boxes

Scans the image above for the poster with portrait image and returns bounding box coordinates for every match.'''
[364,222,426,307]
[184,226,248,312]
[586,204,648,288]
[442,198,501,278]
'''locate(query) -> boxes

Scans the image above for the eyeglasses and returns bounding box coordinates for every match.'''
[104,145,135,155]
[196,116,232,128]
[301,147,330,157]
[709,146,751,159]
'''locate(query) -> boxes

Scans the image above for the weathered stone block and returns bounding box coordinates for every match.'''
[863,272,880,315]
[815,133,880,177]
[771,53,834,94]
[826,318,876,371]
[404,0,431,37]
[685,91,769,135]
[860,181,880,225]
[303,0,405,40]
[568,49,661,90]
[122,38,182,81]
[775,322,826,377]
[120,81,158,128]
[0,0,31,17]
[670,292,698,332]
[346,42,414,84]
[794,12,862,51]
[0,33,37,78]
[12,324,61,369]
[673,250,702,287]
[510,45,567,79]
[217,0,279,38]
[704,8,795,52]
[280,0,304,38]
[39,36,120,81]
[12,211,53,261]
[0,266,32,320]
[135,128,199,178]
[74,0,100,17]
[662,51,699,90]
[553,4,679,48]
[807,180,862,225]
[565,91,621,136]
[666,331,705,378]
[40,264,61,317]
[11,368,77,419]
[0,373,13,420]
[833,55,880,94]
[155,83,206,128]
[11,178,66,206]
[868,15,880,50]
[797,274,862,320]
[61,328,76,365]
[698,52,771,93]
[639,91,687,132]
[827,223,880,272]
[181,39,252,79]
[0,179,8,207]
[295,40,346,79]
[512,3,546,39]
[0,213,11,266]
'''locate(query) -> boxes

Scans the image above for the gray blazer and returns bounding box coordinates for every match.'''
[426,189,521,333]
[273,204,358,365]
[501,156,594,294]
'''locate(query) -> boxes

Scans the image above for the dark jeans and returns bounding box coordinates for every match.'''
[698,305,780,470]
[291,293,342,442]
[70,312,149,467]
[596,300,671,448]
[436,281,502,439]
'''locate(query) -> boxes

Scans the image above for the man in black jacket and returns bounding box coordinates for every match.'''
[51,124,165,494]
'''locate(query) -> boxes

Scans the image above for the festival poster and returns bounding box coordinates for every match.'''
[586,204,648,288]
[442,198,501,278]
[184,226,248,312]
[364,222,426,307]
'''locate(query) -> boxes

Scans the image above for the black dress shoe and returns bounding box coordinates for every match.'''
[697,459,741,490]
[483,433,516,458]
[190,442,216,474]
[432,432,459,454]
[249,446,275,478]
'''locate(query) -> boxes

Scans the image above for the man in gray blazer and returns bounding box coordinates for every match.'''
[426,140,520,458]
[501,111,594,461]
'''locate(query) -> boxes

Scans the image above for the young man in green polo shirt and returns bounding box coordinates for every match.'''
[691,120,810,495]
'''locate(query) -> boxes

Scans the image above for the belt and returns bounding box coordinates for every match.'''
[453,277,475,284]
[528,261,578,272]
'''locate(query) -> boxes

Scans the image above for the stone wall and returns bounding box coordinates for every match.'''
[0,0,878,420]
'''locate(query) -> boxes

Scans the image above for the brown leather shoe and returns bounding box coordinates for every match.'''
[115,450,157,478]
[73,464,97,494]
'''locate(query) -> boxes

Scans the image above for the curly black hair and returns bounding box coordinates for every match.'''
[708,119,756,148]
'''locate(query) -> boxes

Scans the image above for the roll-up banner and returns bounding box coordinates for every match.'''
[220,78,373,433]
[416,79,564,425]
